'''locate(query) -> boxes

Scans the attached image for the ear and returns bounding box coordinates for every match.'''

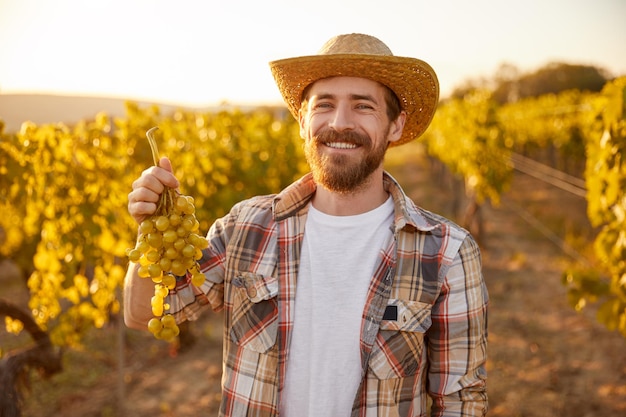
[387,111,407,144]
[298,109,307,139]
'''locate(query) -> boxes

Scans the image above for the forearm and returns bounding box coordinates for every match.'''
[123,262,156,330]
[429,366,488,417]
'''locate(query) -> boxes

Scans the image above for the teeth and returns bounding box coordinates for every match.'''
[326,142,358,149]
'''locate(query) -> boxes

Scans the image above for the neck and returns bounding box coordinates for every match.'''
[311,171,388,216]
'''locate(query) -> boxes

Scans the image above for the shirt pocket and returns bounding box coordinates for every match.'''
[368,300,432,380]
[229,272,279,353]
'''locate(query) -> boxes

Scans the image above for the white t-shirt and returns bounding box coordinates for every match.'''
[280,197,395,416]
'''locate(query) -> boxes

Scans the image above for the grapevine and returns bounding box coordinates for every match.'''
[126,127,209,341]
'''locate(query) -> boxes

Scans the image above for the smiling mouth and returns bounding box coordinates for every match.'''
[324,142,359,149]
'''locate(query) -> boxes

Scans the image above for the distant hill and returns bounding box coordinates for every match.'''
[0,94,273,134]
[0,94,192,133]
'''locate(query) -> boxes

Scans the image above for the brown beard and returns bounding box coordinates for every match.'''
[304,129,389,194]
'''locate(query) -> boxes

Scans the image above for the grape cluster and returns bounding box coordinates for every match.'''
[127,127,209,342]
[127,192,208,341]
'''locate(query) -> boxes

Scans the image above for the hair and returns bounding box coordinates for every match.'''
[299,79,402,123]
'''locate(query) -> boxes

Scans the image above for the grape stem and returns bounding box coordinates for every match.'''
[146,126,161,167]
[146,126,175,215]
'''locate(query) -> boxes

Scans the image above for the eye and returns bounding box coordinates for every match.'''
[355,102,375,110]
[313,101,333,110]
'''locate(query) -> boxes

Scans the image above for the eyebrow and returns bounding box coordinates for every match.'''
[314,92,379,105]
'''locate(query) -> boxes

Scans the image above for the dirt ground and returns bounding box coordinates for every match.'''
[9,148,626,417]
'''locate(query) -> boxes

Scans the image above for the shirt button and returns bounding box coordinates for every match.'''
[247,287,257,298]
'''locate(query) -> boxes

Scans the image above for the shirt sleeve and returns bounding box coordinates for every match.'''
[427,235,489,417]
[166,210,232,321]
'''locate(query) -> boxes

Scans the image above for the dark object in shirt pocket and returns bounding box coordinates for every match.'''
[369,300,432,379]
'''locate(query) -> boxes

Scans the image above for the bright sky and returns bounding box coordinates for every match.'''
[0,0,624,107]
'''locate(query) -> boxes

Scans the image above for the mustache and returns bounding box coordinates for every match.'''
[313,129,371,147]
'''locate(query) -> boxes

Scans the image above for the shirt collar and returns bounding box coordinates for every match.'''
[382,172,438,232]
[272,172,438,233]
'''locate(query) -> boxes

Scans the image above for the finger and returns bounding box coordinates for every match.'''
[132,167,178,194]
[132,172,164,196]
[129,185,160,204]
[159,157,173,173]
[128,188,159,223]
[128,201,158,224]
[149,163,179,190]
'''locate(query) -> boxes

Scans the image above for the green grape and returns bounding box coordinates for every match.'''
[181,217,195,232]
[139,219,155,234]
[147,263,162,278]
[164,247,178,260]
[169,213,182,227]
[155,216,170,231]
[146,250,160,263]
[159,257,172,272]
[182,257,195,269]
[136,240,150,253]
[176,226,187,238]
[127,249,142,262]
[162,229,178,243]
[189,233,208,249]
[191,271,205,287]
[137,265,151,278]
[147,233,163,248]
[174,238,186,251]
[148,317,163,334]
[151,295,164,316]
[155,284,169,298]
[161,274,176,289]
[158,327,176,341]
[175,196,188,212]
[182,244,196,259]
[161,314,176,328]
[183,203,194,215]
[170,260,186,276]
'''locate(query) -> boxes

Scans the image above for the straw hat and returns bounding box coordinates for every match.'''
[269,33,439,146]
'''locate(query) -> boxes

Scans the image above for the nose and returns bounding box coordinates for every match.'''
[328,103,355,132]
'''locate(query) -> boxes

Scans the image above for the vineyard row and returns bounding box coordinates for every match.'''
[0,77,624,347]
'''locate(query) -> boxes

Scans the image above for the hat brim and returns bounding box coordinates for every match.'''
[269,54,439,146]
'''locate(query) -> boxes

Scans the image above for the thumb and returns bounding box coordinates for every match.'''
[159,156,173,173]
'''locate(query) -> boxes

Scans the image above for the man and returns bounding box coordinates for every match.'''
[125,33,489,416]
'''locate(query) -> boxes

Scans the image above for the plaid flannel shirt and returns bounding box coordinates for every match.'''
[168,172,489,416]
